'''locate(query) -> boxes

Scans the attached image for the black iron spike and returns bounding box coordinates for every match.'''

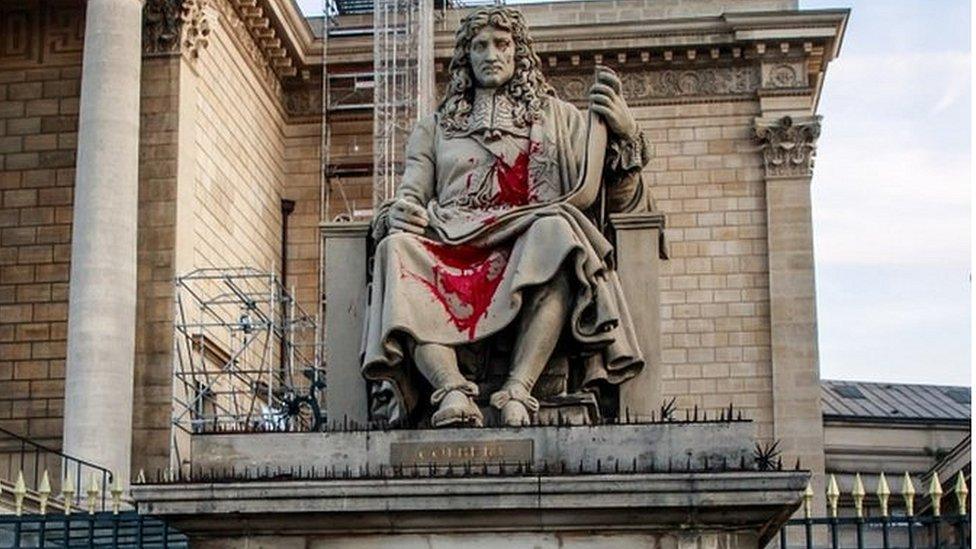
[693,404,698,422]
[704,456,709,470]
[667,457,672,473]
[596,459,601,473]
[703,410,708,421]
[722,457,728,471]
[632,457,637,473]
[614,459,619,473]
[578,459,584,474]
[728,402,734,421]
[686,455,691,470]
[737,410,742,421]
[739,455,746,470]
[777,457,782,471]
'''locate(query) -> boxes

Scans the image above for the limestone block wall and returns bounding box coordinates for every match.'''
[633,101,773,438]
[0,2,86,449]
[283,120,322,315]
[190,16,285,274]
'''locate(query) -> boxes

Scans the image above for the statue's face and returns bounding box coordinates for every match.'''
[468,26,515,89]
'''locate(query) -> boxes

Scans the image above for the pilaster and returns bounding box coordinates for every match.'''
[754,114,826,512]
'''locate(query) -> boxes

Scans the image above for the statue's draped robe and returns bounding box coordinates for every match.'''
[363,90,649,413]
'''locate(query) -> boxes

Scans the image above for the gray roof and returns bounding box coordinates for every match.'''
[822,380,971,423]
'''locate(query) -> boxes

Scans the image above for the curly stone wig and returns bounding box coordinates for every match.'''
[438,6,554,134]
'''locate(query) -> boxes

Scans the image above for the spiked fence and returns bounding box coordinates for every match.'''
[778,471,970,548]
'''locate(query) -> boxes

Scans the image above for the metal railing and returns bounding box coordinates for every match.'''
[779,514,969,549]
[776,471,970,548]
[0,512,187,548]
[0,426,115,514]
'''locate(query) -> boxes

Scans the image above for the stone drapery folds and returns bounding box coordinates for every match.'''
[754,115,822,179]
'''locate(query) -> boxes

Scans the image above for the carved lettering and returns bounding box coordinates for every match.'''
[390,439,533,466]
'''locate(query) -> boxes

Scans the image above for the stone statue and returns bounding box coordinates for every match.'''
[363,6,650,428]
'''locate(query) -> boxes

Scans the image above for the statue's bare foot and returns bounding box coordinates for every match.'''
[431,389,483,427]
[490,385,539,427]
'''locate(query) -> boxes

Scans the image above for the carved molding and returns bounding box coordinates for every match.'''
[760,61,808,90]
[284,85,322,117]
[548,66,760,106]
[0,4,85,67]
[754,115,821,178]
[181,0,212,59]
[143,0,182,56]
[143,0,212,59]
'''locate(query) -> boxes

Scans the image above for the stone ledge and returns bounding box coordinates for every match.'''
[132,470,807,541]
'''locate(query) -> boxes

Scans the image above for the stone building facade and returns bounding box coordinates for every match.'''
[0,0,851,509]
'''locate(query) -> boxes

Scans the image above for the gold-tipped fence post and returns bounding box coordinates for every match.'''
[62,471,75,515]
[111,472,124,514]
[877,472,891,547]
[903,472,916,517]
[13,470,26,516]
[826,474,840,518]
[38,469,51,515]
[86,472,100,514]
[954,471,968,516]
[929,471,943,517]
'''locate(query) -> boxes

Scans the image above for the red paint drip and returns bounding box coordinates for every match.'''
[491,150,532,207]
[403,241,510,339]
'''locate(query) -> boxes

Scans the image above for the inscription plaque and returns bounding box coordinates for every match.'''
[390,439,533,466]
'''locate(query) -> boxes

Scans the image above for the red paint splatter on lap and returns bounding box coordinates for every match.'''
[401,240,511,339]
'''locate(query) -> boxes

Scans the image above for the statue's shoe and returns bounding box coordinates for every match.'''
[490,386,539,427]
[431,390,484,427]
[498,400,531,427]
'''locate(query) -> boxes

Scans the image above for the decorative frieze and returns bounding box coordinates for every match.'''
[548,66,761,106]
[284,85,322,117]
[760,62,809,90]
[0,4,85,67]
[753,115,821,178]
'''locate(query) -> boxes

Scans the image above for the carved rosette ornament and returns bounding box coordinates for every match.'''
[754,115,822,178]
[143,0,211,59]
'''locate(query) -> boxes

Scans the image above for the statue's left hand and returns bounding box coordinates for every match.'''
[588,66,638,139]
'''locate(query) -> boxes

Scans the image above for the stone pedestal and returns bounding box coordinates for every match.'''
[133,420,806,549]
[321,222,371,425]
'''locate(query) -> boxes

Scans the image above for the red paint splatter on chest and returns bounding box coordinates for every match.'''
[491,151,532,207]
[403,241,511,339]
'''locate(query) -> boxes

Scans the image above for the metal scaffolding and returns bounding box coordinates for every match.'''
[171,268,323,456]
[372,0,435,207]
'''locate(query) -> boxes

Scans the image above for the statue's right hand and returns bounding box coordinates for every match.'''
[388,199,429,235]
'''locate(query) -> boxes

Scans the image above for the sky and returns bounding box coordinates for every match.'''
[296,0,972,387]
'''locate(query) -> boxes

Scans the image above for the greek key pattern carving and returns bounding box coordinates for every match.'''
[548,66,761,105]
[754,115,821,178]
[0,4,84,67]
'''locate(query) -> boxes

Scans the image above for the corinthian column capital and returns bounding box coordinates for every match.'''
[143,0,211,58]
[754,115,822,179]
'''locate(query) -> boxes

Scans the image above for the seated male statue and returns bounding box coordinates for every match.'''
[363,6,650,428]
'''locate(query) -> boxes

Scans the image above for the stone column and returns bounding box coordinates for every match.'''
[610,212,666,420]
[322,222,371,426]
[62,0,144,485]
[754,115,826,506]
